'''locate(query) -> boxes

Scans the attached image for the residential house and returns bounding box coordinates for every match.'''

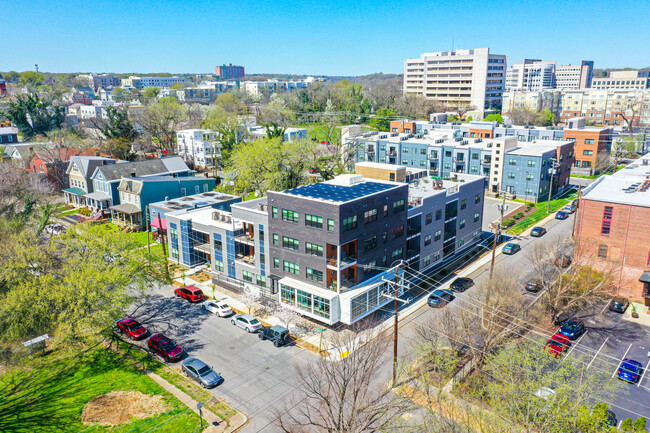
[0,126,18,146]
[29,148,99,189]
[111,176,216,229]
[64,155,117,207]
[3,142,56,169]
[176,129,221,169]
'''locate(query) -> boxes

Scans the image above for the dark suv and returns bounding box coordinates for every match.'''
[258,325,290,347]
[450,277,474,292]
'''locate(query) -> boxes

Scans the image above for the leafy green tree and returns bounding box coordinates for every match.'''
[367,108,394,131]
[2,71,19,83]
[141,86,161,101]
[111,87,130,102]
[633,417,646,432]
[203,106,245,163]
[483,113,504,124]
[101,106,138,141]
[100,138,135,161]
[621,418,634,432]
[229,137,314,195]
[214,93,246,114]
[1,93,66,139]
[19,71,46,88]
[135,97,187,155]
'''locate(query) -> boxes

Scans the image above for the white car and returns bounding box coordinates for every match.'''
[561,204,576,214]
[202,299,234,317]
[45,224,65,235]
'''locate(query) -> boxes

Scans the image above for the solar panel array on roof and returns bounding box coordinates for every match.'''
[283,181,397,202]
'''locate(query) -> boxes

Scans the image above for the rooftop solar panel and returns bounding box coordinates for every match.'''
[282,181,398,202]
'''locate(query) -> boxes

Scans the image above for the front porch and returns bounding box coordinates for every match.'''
[110,203,142,231]
[63,187,87,208]
[84,191,111,211]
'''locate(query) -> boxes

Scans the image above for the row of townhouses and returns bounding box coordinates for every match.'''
[161,165,485,326]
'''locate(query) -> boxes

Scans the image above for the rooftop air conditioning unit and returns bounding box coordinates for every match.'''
[225,216,232,223]
[212,211,220,220]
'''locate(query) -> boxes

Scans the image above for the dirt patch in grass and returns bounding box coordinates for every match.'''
[189,271,211,283]
[81,390,169,426]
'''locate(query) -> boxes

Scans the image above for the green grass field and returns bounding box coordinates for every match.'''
[507,189,577,235]
[0,347,203,433]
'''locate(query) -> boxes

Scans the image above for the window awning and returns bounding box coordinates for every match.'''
[62,187,86,195]
[151,217,167,230]
[640,272,650,284]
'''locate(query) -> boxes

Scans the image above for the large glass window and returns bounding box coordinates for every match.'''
[305,214,323,228]
[242,270,253,282]
[364,209,378,223]
[282,209,299,223]
[214,260,224,272]
[306,267,323,282]
[313,296,330,319]
[273,233,279,245]
[283,260,300,275]
[393,200,405,213]
[272,207,278,219]
[351,293,367,319]
[282,236,300,250]
[296,290,312,312]
[281,285,295,305]
[256,275,266,287]
[327,219,335,231]
[273,257,280,268]
[214,236,222,250]
[305,242,324,256]
[342,215,358,231]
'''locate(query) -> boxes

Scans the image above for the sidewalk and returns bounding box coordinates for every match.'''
[147,371,247,432]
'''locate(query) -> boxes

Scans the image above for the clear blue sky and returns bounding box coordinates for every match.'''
[4,0,649,76]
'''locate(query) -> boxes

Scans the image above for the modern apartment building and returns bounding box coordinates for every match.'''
[592,71,650,91]
[165,171,485,325]
[347,128,574,201]
[555,61,594,89]
[574,152,650,302]
[563,118,611,174]
[404,48,507,109]
[76,74,121,91]
[176,129,221,169]
[215,64,245,80]
[505,60,556,91]
[121,76,186,88]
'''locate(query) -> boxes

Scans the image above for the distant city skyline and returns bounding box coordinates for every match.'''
[3,0,649,76]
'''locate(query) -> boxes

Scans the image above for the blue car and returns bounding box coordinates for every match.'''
[427,289,454,308]
[559,319,585,340]
[617,358,643,383]
[555,211,569,220]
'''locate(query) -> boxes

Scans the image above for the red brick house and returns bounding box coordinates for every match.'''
[29,148,100,189]
[575,153,650,304]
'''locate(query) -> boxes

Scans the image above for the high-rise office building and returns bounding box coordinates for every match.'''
[505,59,557,91]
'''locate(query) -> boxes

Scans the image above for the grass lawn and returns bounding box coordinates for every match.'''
[0,347,203,433]
[60,208,81,216]
[102,223,151,248]
[507,188,577,235]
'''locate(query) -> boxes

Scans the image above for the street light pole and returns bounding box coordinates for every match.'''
[546,158,558,213]
[489,190,507,282]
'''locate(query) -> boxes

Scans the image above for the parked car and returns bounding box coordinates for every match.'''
[608,297,630,314]
[116,318,148,340]
[428,289,454,308]
[524,281,542,293]
[561,203,577,214]
[502,243,521,255]
[182,358,222,388]
[202,299,233,317]
[606,410,617,427]
[148,333,183,362]
[545,333,571,357]
[530,226,547,237]
[555,255,572,268]
[231,314,263,333]
[45,224,65,235]
[555,211,569,220]
[559,319,585,340]
[617,358,643,383]
[174,285,205,303]
[449,277,474,293]
[258,325,290,347]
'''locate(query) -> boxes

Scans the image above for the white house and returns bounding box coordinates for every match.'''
[176,129,220,169]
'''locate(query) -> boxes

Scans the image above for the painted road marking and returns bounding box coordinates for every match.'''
[638,358,650,388]
[588,336,609,370]
[612,343,633,378]
[562,331,587,361]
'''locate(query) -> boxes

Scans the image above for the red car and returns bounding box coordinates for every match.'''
[116,317,148,340]
[174,285,205,303]
[545,333,571,357]
[148,333,184,362]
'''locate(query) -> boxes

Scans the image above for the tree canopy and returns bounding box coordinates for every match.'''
[2,93,66,139]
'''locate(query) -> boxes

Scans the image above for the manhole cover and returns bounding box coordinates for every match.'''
[229,346,236,350]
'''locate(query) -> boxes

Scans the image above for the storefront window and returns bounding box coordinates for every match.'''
[280,285,295,305]
[313,296,330,319]
[296,289,312,312]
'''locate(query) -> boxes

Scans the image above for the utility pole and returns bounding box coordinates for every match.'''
[145,205,151,262]
[571,185,582,238]
[393,264,399,385]
[546,158,558,213]
[489,191,507,281]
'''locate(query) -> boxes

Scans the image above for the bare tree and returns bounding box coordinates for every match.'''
[617,91,644,136]
[134,98,187,155]
[239,285,261,315]
[505,107,538,126]
[272,304,300,332]
[276,325,413,433]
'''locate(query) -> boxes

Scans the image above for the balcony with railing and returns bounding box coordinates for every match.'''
[326,241,357,271]
[235,243,255,267]
[234,222,255,245]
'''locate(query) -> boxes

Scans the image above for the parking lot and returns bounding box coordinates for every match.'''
[542,303,650,424]
[128,285,314,433]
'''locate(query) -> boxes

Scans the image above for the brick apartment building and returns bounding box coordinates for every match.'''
[563,117,611,175]
[575,152,650,304]
[215,64,245,80]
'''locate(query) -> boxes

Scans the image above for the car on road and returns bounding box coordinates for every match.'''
[258,325,290,347]
[561,203,576,214]
[182,358,222,388]
[148,333,184,362]
[559,319,585,340]
[45,224,65,235]
[174,285,205,303]
[231,314,263,333]
[116,317,148,340]
[202,299,234,317]
[617,358,643,383]
[608,297,630,314]
[449,277,474,293]
[555,255,572,268]
[545,333,571,357]
[427,289,454,308]
[555,211,569,220]
[502,243,521,255]
[530,226,547,237]
[524,281,542,293]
